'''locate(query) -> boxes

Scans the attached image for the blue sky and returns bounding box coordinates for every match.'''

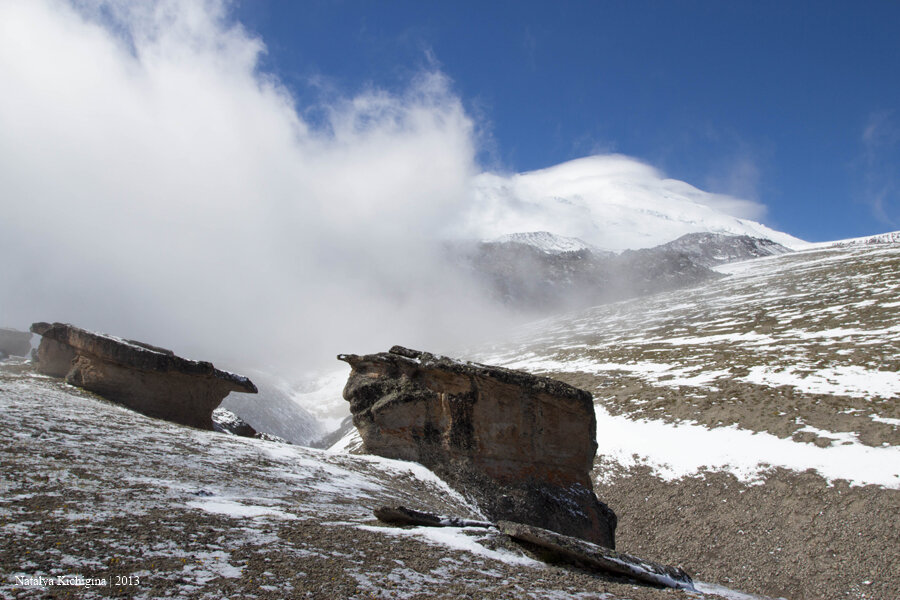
[236,0,900,242]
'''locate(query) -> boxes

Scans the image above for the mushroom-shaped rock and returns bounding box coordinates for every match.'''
[338,346,617,548]
[0,327,33,357]
[30,322,257,430]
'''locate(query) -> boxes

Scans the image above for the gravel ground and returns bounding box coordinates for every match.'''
[595,465,899,600]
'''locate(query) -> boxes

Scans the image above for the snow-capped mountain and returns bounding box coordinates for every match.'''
[466,155,806,251]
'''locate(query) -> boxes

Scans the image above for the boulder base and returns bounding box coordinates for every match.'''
[338,346,616,547]
[30,322,256,429]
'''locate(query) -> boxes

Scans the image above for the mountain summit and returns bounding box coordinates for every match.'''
[467,155,805,251]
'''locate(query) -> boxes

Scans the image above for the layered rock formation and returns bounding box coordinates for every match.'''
[0,327,32,358]
[338,346,617,547]
[30,322,257,429]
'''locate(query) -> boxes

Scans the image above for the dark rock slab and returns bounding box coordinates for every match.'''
[498,520,695,591]
[30,322,257,429]
[339,346,617,547]
[374,506,493,529]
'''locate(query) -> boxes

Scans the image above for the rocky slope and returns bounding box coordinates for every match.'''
[475,238,900,600]
[654,232,792,267]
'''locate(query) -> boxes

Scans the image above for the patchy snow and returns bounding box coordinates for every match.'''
[356,525,541,568]
[741,365,900,399]
[328,426,363,453]
[694,581,785,599]
[592,405,900,488]
[186,499,298,520]
[803,230,900,249]
[2,360,774,599]
[478,242,900,470]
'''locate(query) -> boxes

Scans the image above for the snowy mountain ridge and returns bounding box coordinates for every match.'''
[489,231,605,255]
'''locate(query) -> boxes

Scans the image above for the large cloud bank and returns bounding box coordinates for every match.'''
[0,0,503,371]
[0,0,790,373]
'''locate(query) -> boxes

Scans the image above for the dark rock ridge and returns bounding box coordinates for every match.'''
[458,232,790,311]
[370,506,692,591]
[338,346,617,548]
[30,322,257,430]
[0,327,32,358]
[655,232,792,267]
[462,239,718,311]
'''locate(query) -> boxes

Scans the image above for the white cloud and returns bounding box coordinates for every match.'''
[0,0,498,371]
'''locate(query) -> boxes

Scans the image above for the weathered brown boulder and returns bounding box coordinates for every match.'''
[0,327,32,357]
[338,346,617,547]
[30,322,257,429]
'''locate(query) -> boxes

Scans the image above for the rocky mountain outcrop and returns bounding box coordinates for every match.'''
[459,232,791,312]
[338,346,617,547]
[30,322,257,429]
[0,327,32,358]
[655,232,792,267]
[462,238,719,312]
